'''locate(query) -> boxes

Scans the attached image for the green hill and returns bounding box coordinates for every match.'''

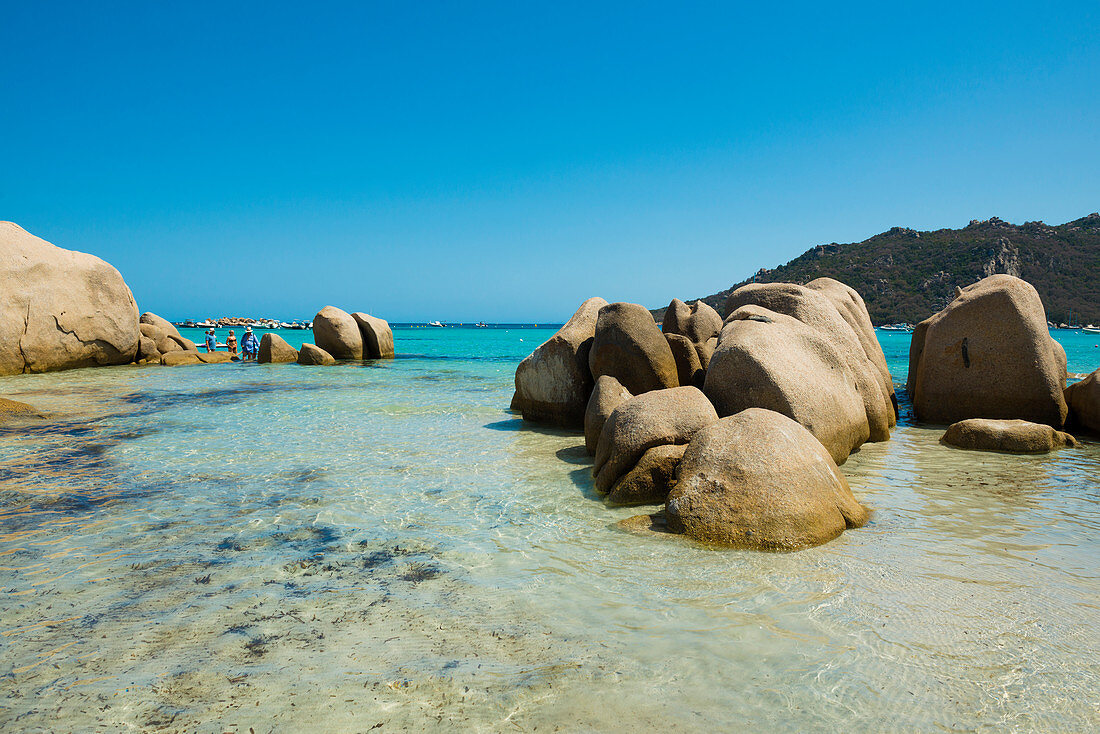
[658,213,1100,325]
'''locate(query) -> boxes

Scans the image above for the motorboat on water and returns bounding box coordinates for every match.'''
[475,322,488,328]
[878,323,913,332]
[1083,325,1100,334]
[428,321,445,327]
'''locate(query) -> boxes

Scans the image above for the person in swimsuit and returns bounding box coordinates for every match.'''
[204,329,217,353]
[226,329,238,358]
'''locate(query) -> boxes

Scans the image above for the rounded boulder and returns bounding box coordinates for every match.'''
[667,408,870,551]
[312,306,363,360]
[589,302,679,396]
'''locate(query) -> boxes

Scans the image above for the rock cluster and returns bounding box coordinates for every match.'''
[1064,369,1100,435]
[138,312,200,364]
[302,306,396,364]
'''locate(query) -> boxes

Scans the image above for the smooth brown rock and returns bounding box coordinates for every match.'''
[806,277,895,413]
[168,334,198,352]
[593,386,717,494]
[139,312,180,339]
[161,352,203,366]
[667,408,870,551]
[662,299,722,345]
[352,313,395,359]
[197,352,232,364]
[665,333,704,388]
[589,302,679,395]
[1065,369,1100,434]
[0,222,139,375]
[942,418,1076,453]
[259,333,298,363]
[584,375,632,455]
[312,306,363,360]
[909,275,1068,426]
[297,343,336,365]
[137,336,160,362]
[607,444,685,506]
[704,305,871,465]
[697,337,717,371]
[0,397,42,420]
[513,297,608,427]
[724,281,895,439]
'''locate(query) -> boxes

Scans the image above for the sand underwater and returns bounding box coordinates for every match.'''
[1,327,1098,732]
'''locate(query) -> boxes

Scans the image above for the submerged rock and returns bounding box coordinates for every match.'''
[313,306,363,360]
[161,351,232,366]
[1065,369,1100,434]
[0,397,42,420]
[908,275,1068,427]
[259,333,298,363]
[593,386,717,494]
[584,375,632,455]
[667,408,870,551]
[297,343,336,366]
[942,418,1077,453]
[0,221,139,375]
[512,297,607,428]
[352,313,395,359]
[589,302,679,395]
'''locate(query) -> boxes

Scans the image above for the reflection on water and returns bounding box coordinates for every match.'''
[0,329,1098,731]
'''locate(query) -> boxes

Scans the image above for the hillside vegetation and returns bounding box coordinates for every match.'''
[658,213,1100,325]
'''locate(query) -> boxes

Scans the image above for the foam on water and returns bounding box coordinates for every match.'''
[1,328,1098,731]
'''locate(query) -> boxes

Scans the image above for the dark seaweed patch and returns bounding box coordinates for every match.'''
[401,562,442,583]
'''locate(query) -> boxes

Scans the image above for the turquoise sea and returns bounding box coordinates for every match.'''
[1,327,1098,731]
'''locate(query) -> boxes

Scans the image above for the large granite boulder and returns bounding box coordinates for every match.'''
[942,418,1076,453]
[139,312,180,339]
[704,305,872,465]
[662,299,722,345]
[805,277,896,417]
[584,375,632,455]
[1065,369,1100,434]
[593,386,717,494]
[723,282,895,440]
[666,408,870,551]
[0,222,139,375]
[137,336,160,362]
[607,444,685,506]
[512,297,608,427]
[908,275,1068,426]
[312,306,363,360]
[665,333,704,388]
[352,313,395,359]
[259,333,298,363]
[589,302,679,395]
[297,343,336,366]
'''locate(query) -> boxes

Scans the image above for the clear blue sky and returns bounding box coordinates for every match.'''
[2,1,1098,322]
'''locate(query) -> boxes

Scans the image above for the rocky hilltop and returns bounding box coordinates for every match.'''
[656,213,1100,325]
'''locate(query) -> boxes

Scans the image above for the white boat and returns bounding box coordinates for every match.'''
[1083,325,1100,334]
[428,321,444,328]
[878,324,912,332]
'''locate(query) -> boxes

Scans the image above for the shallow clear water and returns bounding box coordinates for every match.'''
[1,328,1098,732]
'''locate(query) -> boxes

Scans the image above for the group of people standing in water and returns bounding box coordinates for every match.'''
[204,326,260,361]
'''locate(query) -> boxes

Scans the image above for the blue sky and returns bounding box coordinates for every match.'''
[2,1,1098,322]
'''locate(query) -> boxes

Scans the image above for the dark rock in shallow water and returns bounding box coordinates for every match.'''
[1065,369,1100,434]
[942,418,1076,453]
[667,408,870,551]
[0,397,43,420]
